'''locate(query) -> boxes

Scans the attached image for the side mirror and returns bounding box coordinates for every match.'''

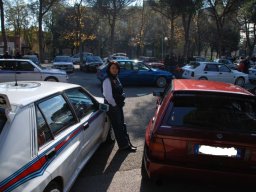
[99,103,109,112]
[153,91,164,97]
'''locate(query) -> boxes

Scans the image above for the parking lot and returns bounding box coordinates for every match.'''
[67,69,251,192]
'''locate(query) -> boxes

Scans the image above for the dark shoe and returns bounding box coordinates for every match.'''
[119,145,137,152]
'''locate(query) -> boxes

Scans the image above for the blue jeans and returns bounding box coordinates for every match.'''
[107,105,129,148]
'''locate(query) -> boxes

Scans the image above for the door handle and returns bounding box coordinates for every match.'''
[83,122,89,130]
[45,148,56,160]
[219,72,222,74]
[204,72,207,74]
[16,72,21,74]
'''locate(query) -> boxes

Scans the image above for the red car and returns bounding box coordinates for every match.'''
[142,79,256,183]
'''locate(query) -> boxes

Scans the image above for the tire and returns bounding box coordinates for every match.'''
[156,76,167,88]
[199,77,207,80]
[44,181,62,192]
[235,77,245,87]
[45,77,58,82]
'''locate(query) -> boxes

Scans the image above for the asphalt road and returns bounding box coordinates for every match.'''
[67,69,251,192]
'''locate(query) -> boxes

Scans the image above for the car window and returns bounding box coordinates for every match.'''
[204,64,218,72]
[124,62,132,70]
[0,61,16,71]
[37,95,76,136]
[65,88,97,119]
[163,93,256,133]
[133,62,149,71]
[0,108,7,134]
[36,106,53,148]
[218,64,230,72]
[187,62,200,69]
[17,61,35,71]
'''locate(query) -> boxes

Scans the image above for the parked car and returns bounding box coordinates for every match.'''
[80,55,104,72]
[249,66,256,83]
[144,62,165,70]
[97,59,175,88]
[182,61,249,86]
[22,55,40,65]
[52,56,74,73]
[0,81,114,192]
[0,59,68,82]
[71,52,93,64]
[214,58,237,69]
[142,79,256,183]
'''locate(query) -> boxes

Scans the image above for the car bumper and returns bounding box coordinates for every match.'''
[143,148,256,182]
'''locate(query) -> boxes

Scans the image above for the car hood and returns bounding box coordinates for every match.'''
[42,68,67,74]
[53,62,74,65]
[231,70,248,76]
[86,62,103,66]
[151,68,172,75]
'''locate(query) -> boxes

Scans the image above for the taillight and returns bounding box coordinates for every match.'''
[148,137,165,160]
[191,72,194,77]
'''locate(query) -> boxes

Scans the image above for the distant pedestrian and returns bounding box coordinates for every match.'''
[3,51,12,59]
[239,56,250,74]
[14,51,22,59]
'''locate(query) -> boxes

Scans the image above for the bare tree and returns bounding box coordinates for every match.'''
[0,0,7,52]
[30,0,60,61]
[89,0,135,53]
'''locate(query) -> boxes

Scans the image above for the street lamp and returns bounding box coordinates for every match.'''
[161,36,168,60]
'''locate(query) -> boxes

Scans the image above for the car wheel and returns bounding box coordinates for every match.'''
[44,181,62,192]
[235,77,245,86]
[199,77,207,80]
[45,77,58,82]
[156,76,167,88]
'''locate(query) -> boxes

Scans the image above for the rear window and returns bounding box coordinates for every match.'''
[163,93,256,133]
[0,108,7,134]
[187,62,200,69]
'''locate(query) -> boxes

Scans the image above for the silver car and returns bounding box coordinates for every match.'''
[0,59,68,82]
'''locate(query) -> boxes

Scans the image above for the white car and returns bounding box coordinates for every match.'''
[0,59,68,83]
[214,58,237,69]
[0,81,114,192]
[182,62,249,86]
[52,56,75,73]
[249,67,256,83]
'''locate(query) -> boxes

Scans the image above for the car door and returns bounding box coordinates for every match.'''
[203,64,219,81]
[35,94,81,189]
[0,60,16,82]
[132,62,154,85]
[64,88,105,160]
[118,61,134,84]
[16,61,42,81]
[217,64,234,83]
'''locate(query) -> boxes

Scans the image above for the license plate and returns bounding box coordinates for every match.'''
[194,145,241,158]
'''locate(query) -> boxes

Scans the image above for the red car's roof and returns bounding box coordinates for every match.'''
[172,79,252,96]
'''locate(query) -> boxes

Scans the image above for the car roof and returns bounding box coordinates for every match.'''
[0,59,33,62]
[171,79,252,96]
[0,81,79,108]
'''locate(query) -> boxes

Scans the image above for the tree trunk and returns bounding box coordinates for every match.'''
[109,16,116,53]
[38,1,44,63]
[182,13,192,58]
[0,0,7,52]
[169,13,175,55]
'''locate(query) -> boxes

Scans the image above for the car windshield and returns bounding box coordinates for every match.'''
[163,92,256,133]
[86,56,103,62]
[0,108,7,134]
[54,57,72,62]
